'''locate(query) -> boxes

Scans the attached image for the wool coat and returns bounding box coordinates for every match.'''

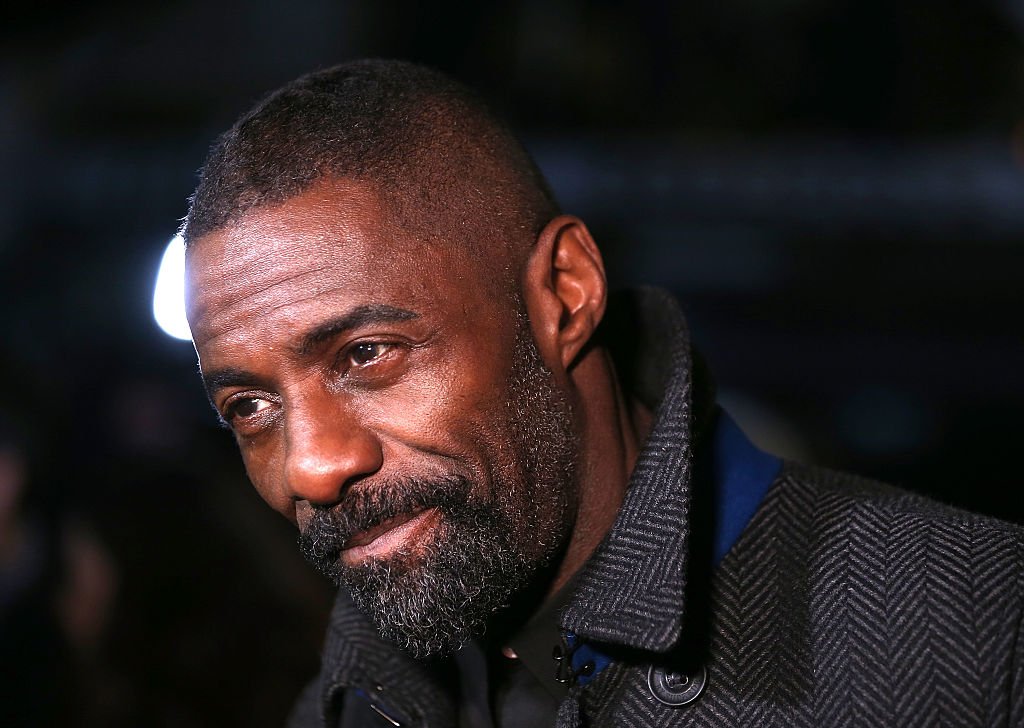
[289,289,1024,727]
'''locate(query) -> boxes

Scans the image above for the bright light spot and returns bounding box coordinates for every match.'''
[153,234,192,341]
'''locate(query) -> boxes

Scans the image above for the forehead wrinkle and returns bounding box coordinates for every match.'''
[195,280,358,351]
[190,250,341,327]
[216,262,329,307]
[211,264,330,313]
[189,225,385,308]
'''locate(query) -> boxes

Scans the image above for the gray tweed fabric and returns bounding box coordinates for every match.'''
[289,289,1024,727]
[565,463,1024,727]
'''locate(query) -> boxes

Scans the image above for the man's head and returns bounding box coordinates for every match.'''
[185,61,614,658]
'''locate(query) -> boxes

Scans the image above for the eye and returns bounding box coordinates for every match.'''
[231,397,272,418]
[347,342,392,367]
[222,395,274,428]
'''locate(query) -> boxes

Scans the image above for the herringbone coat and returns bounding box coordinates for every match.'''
[290,290,1024,727]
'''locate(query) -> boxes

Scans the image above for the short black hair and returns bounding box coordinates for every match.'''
[183,59,559,256]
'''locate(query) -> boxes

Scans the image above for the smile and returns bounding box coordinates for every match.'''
[341,507,441,564]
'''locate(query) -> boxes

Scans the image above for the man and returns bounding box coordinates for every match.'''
[183,60,1024,727]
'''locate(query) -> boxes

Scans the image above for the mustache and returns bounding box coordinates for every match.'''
[298,475,472,568]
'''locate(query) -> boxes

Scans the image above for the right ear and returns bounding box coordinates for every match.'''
[522,215,608,373]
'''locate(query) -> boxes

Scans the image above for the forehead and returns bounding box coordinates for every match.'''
[186,177,484,351]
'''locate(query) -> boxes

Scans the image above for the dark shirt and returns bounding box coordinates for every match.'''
[454,578,575,728]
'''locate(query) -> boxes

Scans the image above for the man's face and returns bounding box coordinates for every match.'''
[186,178,578,657]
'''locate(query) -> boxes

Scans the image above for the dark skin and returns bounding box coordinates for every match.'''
[186,176,651,600]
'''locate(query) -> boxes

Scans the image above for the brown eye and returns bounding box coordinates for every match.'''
[228,397,271,420]
[349,342,388,366]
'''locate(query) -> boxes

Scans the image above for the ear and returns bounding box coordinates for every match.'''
[522,215,608,371]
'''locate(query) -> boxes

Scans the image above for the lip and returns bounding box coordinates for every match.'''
[341,507,440,564]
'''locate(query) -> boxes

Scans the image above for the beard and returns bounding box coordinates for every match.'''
[297,319,578,659]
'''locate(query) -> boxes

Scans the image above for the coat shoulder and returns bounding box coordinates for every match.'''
[709,460,1024,728]
[776,460,1024,542]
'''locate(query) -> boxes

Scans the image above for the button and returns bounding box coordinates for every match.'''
[647,664,707,706]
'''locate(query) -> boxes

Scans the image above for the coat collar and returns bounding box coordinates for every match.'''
[559,287,703,653]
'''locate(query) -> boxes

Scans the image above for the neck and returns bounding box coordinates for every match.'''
[545,346,652,598]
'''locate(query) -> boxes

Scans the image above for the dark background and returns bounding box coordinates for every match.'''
[2,1,1023,726]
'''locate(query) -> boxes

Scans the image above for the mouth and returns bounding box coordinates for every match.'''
[341,507,441,565]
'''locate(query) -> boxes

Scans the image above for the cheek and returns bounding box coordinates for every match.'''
[360,361,513,460]
[366,323,509,418]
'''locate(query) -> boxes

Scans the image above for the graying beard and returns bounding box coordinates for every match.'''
[340,507,533,658]
[300,315,578,659]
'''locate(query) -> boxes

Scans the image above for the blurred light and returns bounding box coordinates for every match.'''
[152,234,192,341]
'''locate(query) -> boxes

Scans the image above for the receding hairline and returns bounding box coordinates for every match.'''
[184,172,541,313]
[182,59,560,252]
[185,171,541,265]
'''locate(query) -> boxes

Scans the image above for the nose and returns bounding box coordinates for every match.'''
[283,395,383,507]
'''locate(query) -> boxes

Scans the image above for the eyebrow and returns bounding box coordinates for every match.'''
[200,304,420,400]
[201,366,260,401]
[294,304,418,356]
